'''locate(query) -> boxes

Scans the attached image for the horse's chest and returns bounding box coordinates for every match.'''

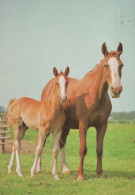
[50,112,66,132]
[88,105,111,126]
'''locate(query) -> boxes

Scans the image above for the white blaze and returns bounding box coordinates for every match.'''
[108,57,121,87]
[59,76,66,100]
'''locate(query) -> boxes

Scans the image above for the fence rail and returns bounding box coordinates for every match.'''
[0,113,12,153]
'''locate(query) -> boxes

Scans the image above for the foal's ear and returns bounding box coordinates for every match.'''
[102,42,108,57]
[117,42,123,55]
[53,67,58,77]
[65,66,69,76]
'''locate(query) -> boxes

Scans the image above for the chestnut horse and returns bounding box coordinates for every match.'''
[40,43,123,180]
[6,67,69,180]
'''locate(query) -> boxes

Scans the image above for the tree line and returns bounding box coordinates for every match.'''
[110,111,135,120]
[0,106,6,113]
[0,105,135,120]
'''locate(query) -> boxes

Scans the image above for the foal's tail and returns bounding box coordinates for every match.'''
[5,98,16,125]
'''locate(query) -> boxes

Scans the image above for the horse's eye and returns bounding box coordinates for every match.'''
[119,64,123,68]
[55,82,58,85]
[66,81,69,85]
[104,64,109,69]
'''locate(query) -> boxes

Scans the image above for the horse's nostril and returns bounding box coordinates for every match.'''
[60,96,67,103]
[113,86,122,94]
[118,86,122,93]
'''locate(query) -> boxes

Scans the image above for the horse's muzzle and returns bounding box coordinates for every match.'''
[110,85,123,98]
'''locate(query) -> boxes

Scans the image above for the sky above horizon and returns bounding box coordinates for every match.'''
[0,0,135,112]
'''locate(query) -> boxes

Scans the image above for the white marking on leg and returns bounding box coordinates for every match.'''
[36,155,42,172]
[60,146,70,173]
[8,145,15,173]
[31,138,42,176]
[31,156,39,177]
[52,130,62,180]
[31,129,47,176]
[15,141,23,177]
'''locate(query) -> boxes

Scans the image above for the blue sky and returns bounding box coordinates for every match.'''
[0,0,135,112]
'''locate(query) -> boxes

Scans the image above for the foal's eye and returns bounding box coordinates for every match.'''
[66,81,69,85]
[119,64,123,68]
[104,64,109,69]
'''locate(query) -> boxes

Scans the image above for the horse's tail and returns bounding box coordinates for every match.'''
[5,98,16,125]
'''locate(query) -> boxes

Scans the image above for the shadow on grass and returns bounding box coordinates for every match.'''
[67,169,135,180]
[103,170,135,179]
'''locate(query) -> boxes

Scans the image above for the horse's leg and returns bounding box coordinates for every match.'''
[31,127,47,177]
[8,124,22,177]
[19,123,27,141]
[52,129,62,180]
[77,119,88,180]
[96,121,107,178]
[8,123,17,174]
[60,127,70,174]
[8,144,15,173]
[8,123,27,174]
[13,124,23,177]
[36,136,46,173]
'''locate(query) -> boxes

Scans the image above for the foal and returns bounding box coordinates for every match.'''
[6,67,69,179]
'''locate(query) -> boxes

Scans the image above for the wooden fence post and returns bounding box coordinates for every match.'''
[0,113,11,153]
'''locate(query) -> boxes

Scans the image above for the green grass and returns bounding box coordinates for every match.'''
[0,124,135,195]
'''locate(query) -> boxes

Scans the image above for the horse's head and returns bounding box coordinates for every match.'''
[102,42,123,98]
[53,66,69,103]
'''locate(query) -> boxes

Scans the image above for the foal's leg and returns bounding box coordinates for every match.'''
[15,124,27,176]
[60,127,70,174]
[36,136,46,173]
[8,144,15,173]
[96,122,107,178]
[19,123,27,141]
[31,127,47,177]
[14,125,23,177]
[8,123,22,176]
[77,119,88,180]
[52,129,62,180]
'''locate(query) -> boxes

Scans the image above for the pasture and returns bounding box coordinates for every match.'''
[0,123,135,195]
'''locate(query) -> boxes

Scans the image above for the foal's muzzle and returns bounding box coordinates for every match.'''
[59,96,67,103]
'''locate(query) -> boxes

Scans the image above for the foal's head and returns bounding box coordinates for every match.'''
[53,66,69,103]
[102,42,123,98]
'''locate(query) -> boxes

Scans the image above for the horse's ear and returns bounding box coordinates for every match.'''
[65,66,69,76]
[117,42,123,55]
[102,42,108,57]
[53,67,58,77]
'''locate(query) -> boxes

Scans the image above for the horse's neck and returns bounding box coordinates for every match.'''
[82,62,108,101]
[49,84,62,112]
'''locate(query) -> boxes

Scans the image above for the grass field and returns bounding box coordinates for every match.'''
[0,123,135,195]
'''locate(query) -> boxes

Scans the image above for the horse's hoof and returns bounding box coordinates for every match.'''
[98,174,104,179]
[77,175,84,181]
[17,171,23,177]
[36,169,41,173]
[18,173,23,177]
[16,169,23,177]
[31,171,35,177]
[63,171,71,175]
[54,175,60,180]
[8,168,12,173]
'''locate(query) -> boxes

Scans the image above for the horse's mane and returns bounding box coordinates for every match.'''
[89,59,105,73]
